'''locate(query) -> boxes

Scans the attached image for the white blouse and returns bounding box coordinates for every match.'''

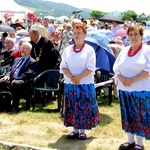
[60,44,96,84]
[113,44,150,91]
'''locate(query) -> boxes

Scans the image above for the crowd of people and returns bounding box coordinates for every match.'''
[0,14,150,150]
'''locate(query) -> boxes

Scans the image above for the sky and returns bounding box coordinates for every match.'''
[49,0,150,15]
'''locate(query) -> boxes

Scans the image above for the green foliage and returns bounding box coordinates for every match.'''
[138,13,150,22]
[90,10,106,19]
[121,10,138,21]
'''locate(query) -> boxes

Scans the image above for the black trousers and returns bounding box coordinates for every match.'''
[0,79,31,110]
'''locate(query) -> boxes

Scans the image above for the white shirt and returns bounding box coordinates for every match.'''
[113,44,150,91]
[60,44,96,84]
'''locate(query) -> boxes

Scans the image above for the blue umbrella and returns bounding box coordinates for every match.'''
[98,29,116,38]
[85,37,116,73]
[86,30,109,45]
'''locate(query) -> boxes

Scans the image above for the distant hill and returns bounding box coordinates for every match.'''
[14,0,91,20]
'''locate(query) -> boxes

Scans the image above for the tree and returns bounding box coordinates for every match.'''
[121,10,138,21]
[137,13,150,23]
[90,10,106,19]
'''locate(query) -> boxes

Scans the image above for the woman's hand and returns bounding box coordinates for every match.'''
[71,75,81,84]
[123,78,135,87]
[117,74,127,85]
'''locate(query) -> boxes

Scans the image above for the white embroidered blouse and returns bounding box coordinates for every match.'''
[60,44,96,84]
[113,44,150,91]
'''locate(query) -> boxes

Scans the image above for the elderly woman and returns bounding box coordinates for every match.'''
[113,25,150,150]
[60,24,100,140]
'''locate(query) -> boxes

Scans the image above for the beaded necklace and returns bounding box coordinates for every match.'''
[73,43,85,53]
[128,43,143,57]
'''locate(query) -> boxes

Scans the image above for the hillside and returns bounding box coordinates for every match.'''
[14,0,91,19]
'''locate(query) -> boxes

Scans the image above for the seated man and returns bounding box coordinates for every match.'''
[0,42,38,114]
[0,37,15,72]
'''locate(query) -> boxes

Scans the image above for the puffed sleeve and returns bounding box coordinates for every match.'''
[113,49,123,80]
[86,45,96,73]
[59,46,69,73]
[143,45,150,75]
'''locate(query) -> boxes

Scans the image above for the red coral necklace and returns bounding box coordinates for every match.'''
[73,43,85,53]
[128,43,143,57]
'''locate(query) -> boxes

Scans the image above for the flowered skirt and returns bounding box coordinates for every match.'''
[64,83,100,129]
[119,90,150,140]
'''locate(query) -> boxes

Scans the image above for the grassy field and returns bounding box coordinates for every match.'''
[0,97,149,150]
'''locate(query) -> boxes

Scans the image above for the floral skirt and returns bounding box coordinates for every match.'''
[64,83,100,129]
[119,90,150,140]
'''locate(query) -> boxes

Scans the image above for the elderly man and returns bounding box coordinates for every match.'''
[0,37,15,71]
[29,28,61,103]
[0,42,38,113]
[29,28,61,75]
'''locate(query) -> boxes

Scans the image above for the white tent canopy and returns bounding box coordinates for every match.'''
[0,0,33,14]
[0,0,33,21]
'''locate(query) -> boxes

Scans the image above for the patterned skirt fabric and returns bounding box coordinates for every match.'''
[119,90,150,140]
[64,83,100,129]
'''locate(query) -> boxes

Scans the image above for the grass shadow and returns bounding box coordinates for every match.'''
[48,135,95,150]
[100,113,113,126]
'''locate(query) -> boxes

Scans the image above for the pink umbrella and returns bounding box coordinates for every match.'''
[115,29,127,38]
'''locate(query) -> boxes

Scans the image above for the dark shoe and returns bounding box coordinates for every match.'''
[9,108,19,114]
[79,133,87,140]
[119,142,135,150]
[133,144,144,150]
[114,96,119,99]
[67,132,79,139]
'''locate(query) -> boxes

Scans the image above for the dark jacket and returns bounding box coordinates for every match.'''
[6,56,38,82]
[0,49,14,67]
[30,37,61,74]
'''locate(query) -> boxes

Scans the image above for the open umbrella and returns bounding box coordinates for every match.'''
[58,16,69,23]
[98,29,116,38]
[115,29,127,38]
[44,16,56,20]
[59,15,69,21]
[85,37,116,73]
[86,30,109,45]
[16,29,29,36]
[99,15,124,24]
[10,23,25,30]
[0,25,15,32]
[72,10,82,14]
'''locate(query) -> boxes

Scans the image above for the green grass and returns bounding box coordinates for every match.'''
[0,97,149,150]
